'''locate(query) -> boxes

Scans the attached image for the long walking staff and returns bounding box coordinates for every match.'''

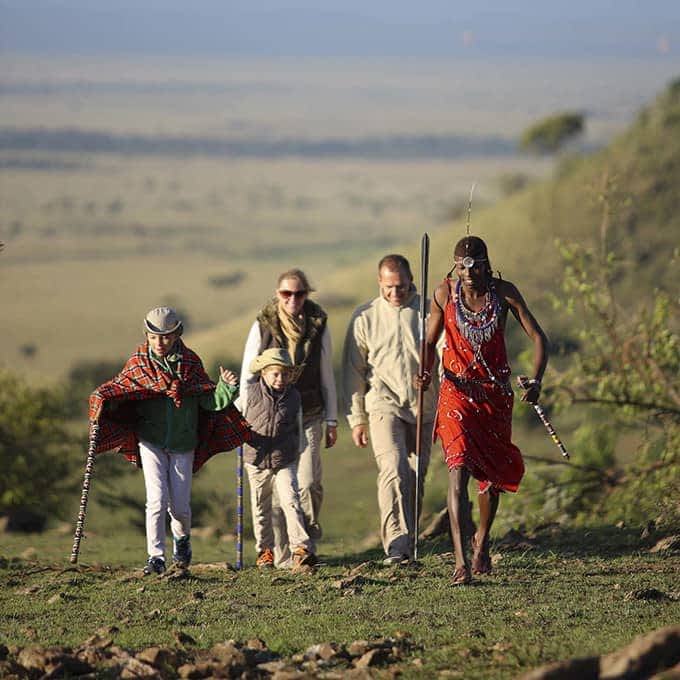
[70,421,100,564]
[235,445,244,570]
[414,232,430,561]
[517,376,570,459]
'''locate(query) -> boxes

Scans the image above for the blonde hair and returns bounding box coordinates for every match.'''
[277,268,315,293]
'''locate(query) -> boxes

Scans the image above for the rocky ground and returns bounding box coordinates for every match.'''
[1,624,678,678]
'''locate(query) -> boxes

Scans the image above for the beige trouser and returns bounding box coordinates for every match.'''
[273,418,323,567]
[369,413,433,558]
[245,461,311,556]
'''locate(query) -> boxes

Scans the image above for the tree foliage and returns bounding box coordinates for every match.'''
[539,177,680,527]
[520,111,584,154]
[0,371,81,530]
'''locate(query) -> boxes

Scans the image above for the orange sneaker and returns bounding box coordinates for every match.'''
[291,547,317,573]
[256,548,274,568]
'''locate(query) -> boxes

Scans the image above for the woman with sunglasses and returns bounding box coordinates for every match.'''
[239,268,338,568]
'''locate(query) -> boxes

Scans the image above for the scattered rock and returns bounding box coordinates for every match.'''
[348,641,370,657]
[81,633,114,649]
[120,657,161,678]
[521,625,680,680]
[173,630,197,647]
[177,662,213,678]
[136,646,178,668]
[600,625,680,679]
[305,642,338,661]
[650,535,680,553]
[518,655,599,679]
[348,561,372,576]
[47,592,65,605]
[333,575,366,590]
[641,520,656,540]
[246,637,267,651]
[211,640,246,666]
[257,659,287,673]
[271,669,309,679]
[355,647,390,668]
[625,588,671,602]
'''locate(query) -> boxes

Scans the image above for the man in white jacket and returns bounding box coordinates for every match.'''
[342,254,438,564]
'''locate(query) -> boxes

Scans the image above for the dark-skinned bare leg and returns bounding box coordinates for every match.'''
[447,466,472,585]
[472,488,499,574]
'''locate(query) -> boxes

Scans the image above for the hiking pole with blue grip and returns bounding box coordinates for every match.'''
[236,445,244,569]
[517,376,569,459]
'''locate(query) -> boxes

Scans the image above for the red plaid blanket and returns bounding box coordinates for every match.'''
[89,341,251,472]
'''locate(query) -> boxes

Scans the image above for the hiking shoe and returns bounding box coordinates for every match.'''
[291,547,317,573]
[173,535,192,567]
[143,556,166,575]
[256,548,275,569]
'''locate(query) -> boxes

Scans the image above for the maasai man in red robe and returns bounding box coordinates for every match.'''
[419,236,548,585]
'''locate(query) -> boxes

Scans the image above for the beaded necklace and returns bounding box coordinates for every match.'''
[454,279,500,351]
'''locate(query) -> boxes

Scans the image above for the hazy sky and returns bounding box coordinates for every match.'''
[1,0,679,58]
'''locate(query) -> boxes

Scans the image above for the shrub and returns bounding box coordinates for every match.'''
[0,371,80,531]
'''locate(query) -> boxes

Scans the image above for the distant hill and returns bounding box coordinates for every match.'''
[190,77,680,371]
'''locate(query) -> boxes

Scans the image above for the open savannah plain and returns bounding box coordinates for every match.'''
[1,53,679,678]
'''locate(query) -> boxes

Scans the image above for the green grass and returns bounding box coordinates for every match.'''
[1,525,678,678]
[2,420,678,677]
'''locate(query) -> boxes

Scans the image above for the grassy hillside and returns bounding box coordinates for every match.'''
[192,77,680,374]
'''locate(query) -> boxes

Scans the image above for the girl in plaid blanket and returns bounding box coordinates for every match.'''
[90,307,250,575]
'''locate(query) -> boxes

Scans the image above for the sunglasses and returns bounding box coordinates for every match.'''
[278,289,307,299]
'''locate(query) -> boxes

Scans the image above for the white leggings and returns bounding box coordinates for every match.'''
[139,440,194,559]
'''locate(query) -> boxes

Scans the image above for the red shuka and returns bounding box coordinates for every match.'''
[434,290,524,493]
[88,341,251,473]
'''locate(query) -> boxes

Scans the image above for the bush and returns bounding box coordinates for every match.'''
[520,111,584,154]
[0,371,80,531]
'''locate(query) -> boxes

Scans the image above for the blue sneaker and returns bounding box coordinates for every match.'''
[143,556,166,575]
[173,535,192,567]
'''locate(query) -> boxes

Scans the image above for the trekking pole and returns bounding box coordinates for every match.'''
[517,376,569,459]
[235,445,244,569]
[414,232,430,561]
[70,421,99,564]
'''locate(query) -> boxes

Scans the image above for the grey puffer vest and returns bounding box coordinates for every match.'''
[242,378,301,470]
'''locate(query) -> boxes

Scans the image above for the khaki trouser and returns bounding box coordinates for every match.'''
[246,461,311,556]
[369,413,433,558]
[273,418,323,567]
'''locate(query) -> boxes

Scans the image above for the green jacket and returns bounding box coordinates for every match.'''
[135,350,238,452]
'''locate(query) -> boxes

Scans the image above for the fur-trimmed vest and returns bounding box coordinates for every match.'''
[242,379,301,470]
[257,299,327,420]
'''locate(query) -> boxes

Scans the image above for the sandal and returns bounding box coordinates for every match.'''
[451,565,472,586]
[470,534,492,575]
